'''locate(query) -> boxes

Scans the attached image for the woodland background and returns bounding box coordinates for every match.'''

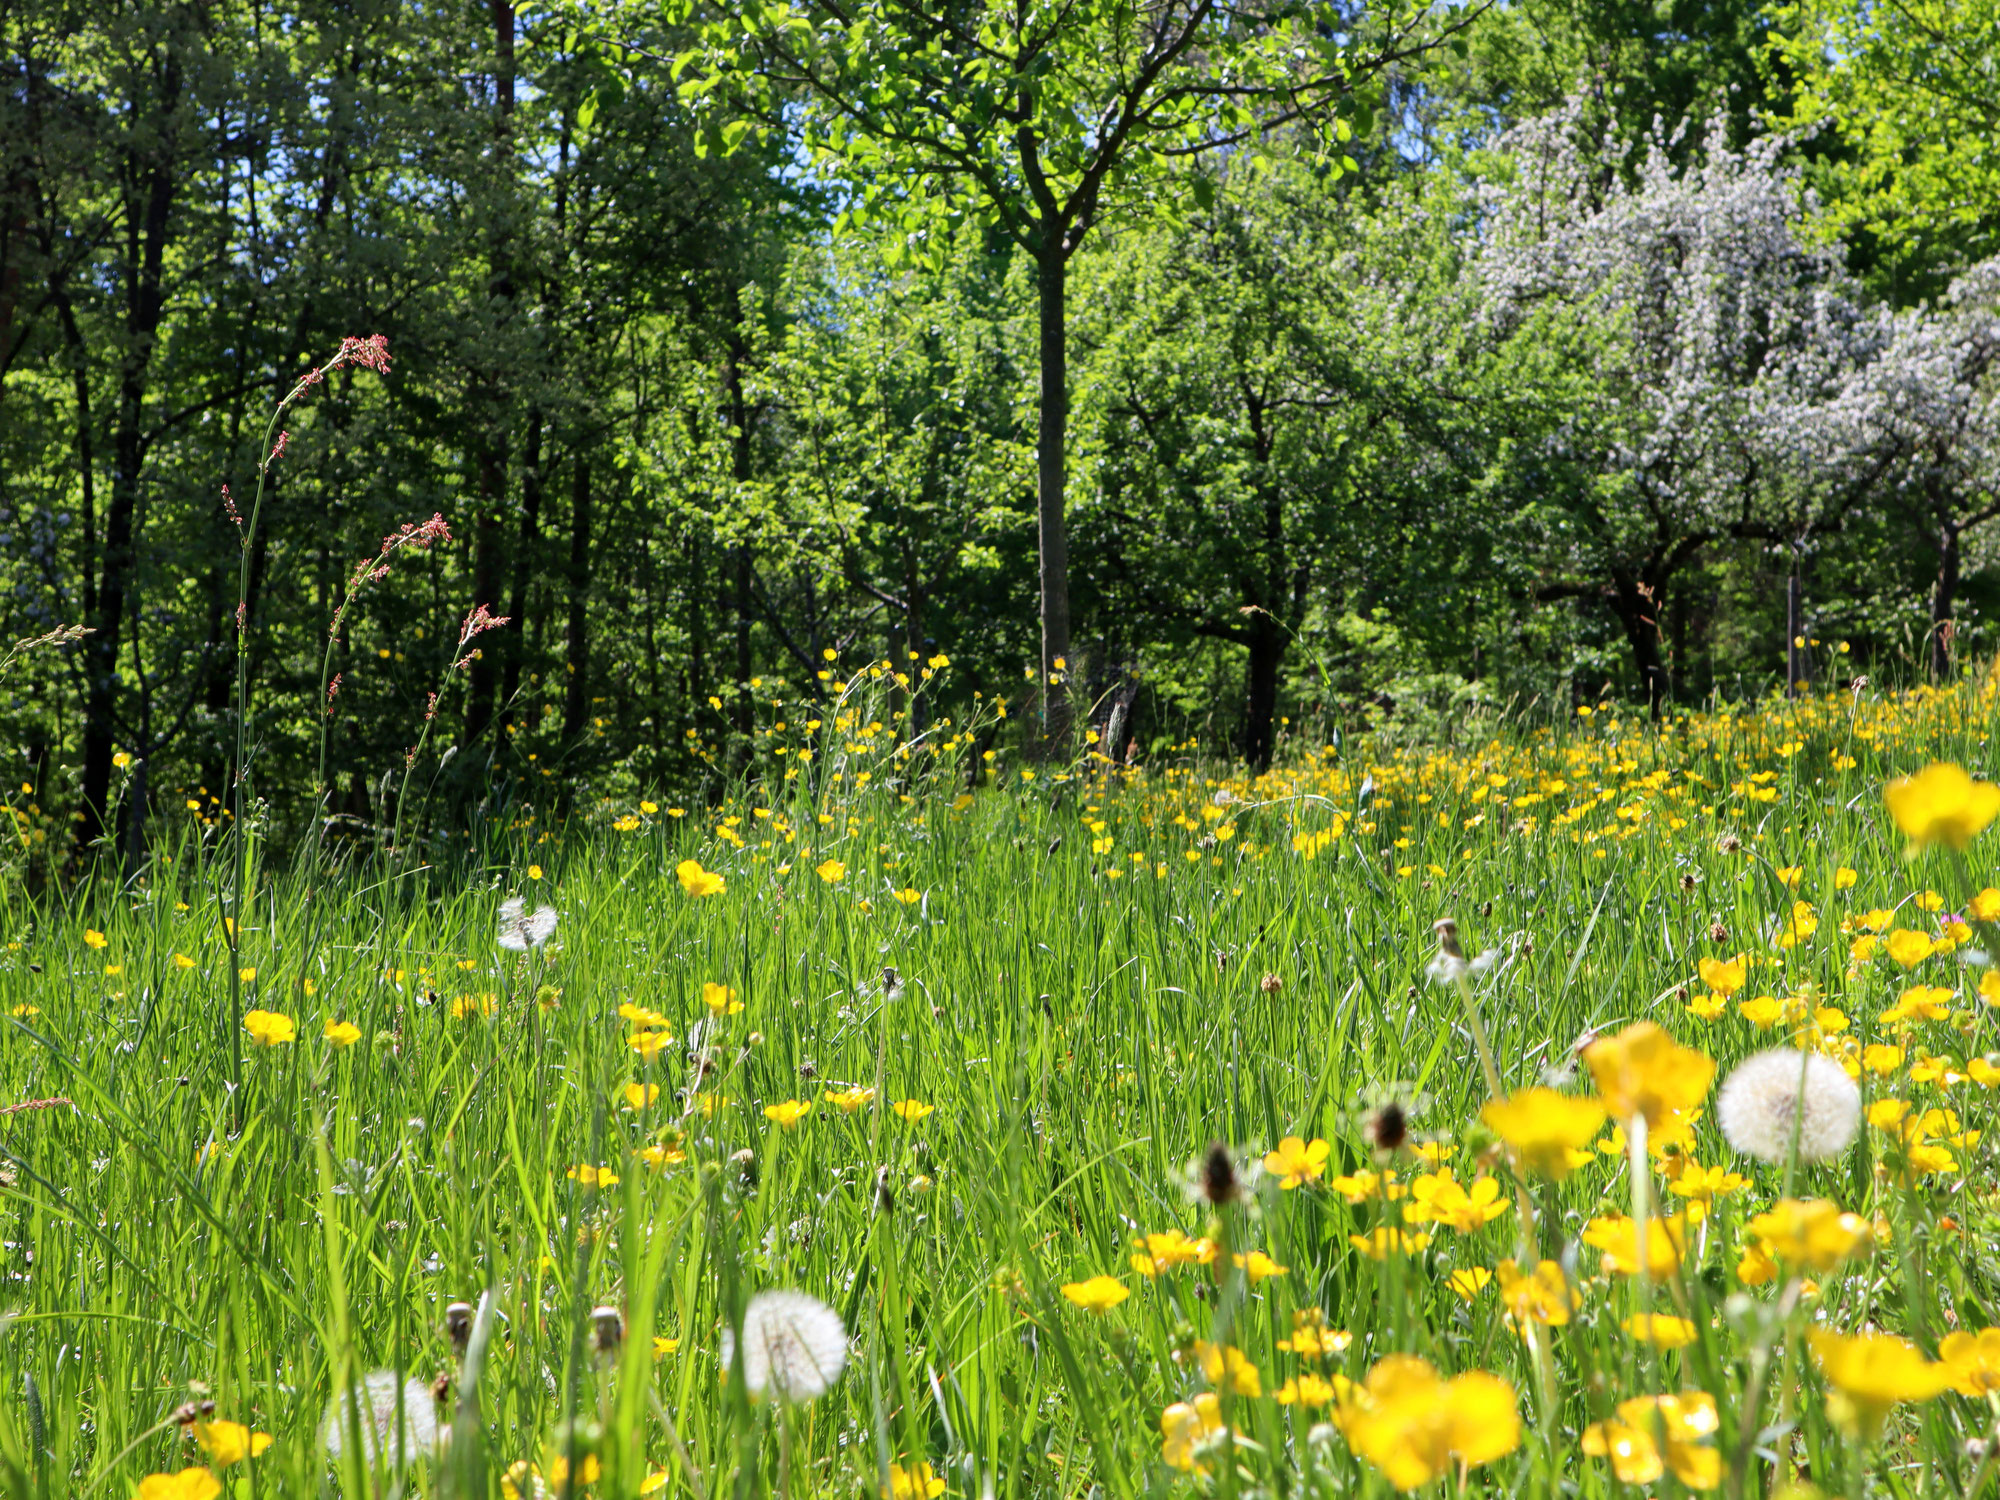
[3,0,1997,863]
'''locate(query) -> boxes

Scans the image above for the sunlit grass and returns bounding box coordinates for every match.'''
[5,672,2000,1497]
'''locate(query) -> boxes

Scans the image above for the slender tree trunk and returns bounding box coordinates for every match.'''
[1609,573,1669,720]
[79,60,178,853]
[1786,571,1810,696]
[564,453,591,740]
[501,408,543,720]
[1243,613,1285,771]
[685,528,706,716]
[722,344,756,765]
[465,0,517,749]
[1035,247,1073,754]
[1931,524,1960,680]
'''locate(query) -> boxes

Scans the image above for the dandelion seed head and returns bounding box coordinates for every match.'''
[720,1291,848,1402]
[1717,1048,1860,1164]
[497,897,558,951]
[321,1370,439,1467]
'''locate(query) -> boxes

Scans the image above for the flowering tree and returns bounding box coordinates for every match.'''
[1820,263,2000,676]
[1477,109,1883,709]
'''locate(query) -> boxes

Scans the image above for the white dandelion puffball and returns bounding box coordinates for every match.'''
[1717,1048,1861,1164]
[321,1370,440,1466]
[722,1290,848,1402]
[497,896,559,951]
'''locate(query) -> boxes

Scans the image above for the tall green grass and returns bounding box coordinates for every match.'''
[4,677,2000,1498]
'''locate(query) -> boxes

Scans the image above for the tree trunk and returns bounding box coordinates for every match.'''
[501,408,543,721]
[79,55,179,853]
[1609,573,1669,720]
[1035,247,1073,755]
[1786,571,1810,696]
[564,453,591,740]
[722,342,756,765]
[465,0,517,750]
[1243,612,1285,771]
[1931,525,1960,680]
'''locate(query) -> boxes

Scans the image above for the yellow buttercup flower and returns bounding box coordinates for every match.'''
[1881,983,1952,1023]
[675,858,725,897]
[1059,1275,1130,1313]
[242,1009,295,1046]
[1233,1250,1288,1284]
[764,1098,811,1129]
[883,1461,946,1500]
[1262,1135,1330,1189]
[1697,955,1746,996]
[1582,1213,1688,1277]
[194,1419,274,1467]
[1275,1373,1339,1407]
[1129,1229,1216,1276]
[1623,1313,1699,1350]
[83,928,108,950]
[815,858,847,883]
[566,1163,619,1189]
[1885,928,1937,967]
[890,1099,934,1122]
[1667,1163,1748,1206]
[1159,1392,1225,1471]
[1494,1259,1574,1329]
[1191,1340,1262,1396]
[1582,1393,1720,1488]
[1939,1328,2000,1396]
[823,1086,877,1113]
[623,1082,660,1111]
[1810,1329,1953,1441]
[1336,1355,1519,1491]
[1446,1266,1492,1299]
[1481,1088,1607,1178]
[628,1028,674,1060]
[1349,1228,1429,1260]
[135,1471,222,1500]
[1884,763,2000,852]
[323,1019,361,1047]
[1584,1022,1715,1128]
[702,981,743,1015]
[1406,1172,1507,1231]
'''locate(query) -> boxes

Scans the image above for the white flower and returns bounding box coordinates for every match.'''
[1717,1048,1861,1164]
[321,1370,439,1467]
[497,896,558,951]
[720,1290,848,1402]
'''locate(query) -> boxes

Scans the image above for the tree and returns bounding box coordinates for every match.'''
[1769,0,2000,292]
[1078,164,1482,765]
[1477,108,1883,711]
[666,0,1470,751]
[1822,261,2000,676]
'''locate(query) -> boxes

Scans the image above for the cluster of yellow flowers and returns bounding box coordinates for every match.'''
[1030,757,2000,1491]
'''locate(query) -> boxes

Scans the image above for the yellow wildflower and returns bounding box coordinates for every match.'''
[1262,1135,1330,1189]
[1059,1276,1130,1313]
[1883,762,2000,851]
[1584,1022,1715,1129]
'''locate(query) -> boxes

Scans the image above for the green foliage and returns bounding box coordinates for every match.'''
[1769,0,2000,292]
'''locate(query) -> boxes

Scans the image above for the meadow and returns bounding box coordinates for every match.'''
[6,666,2000,1500]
